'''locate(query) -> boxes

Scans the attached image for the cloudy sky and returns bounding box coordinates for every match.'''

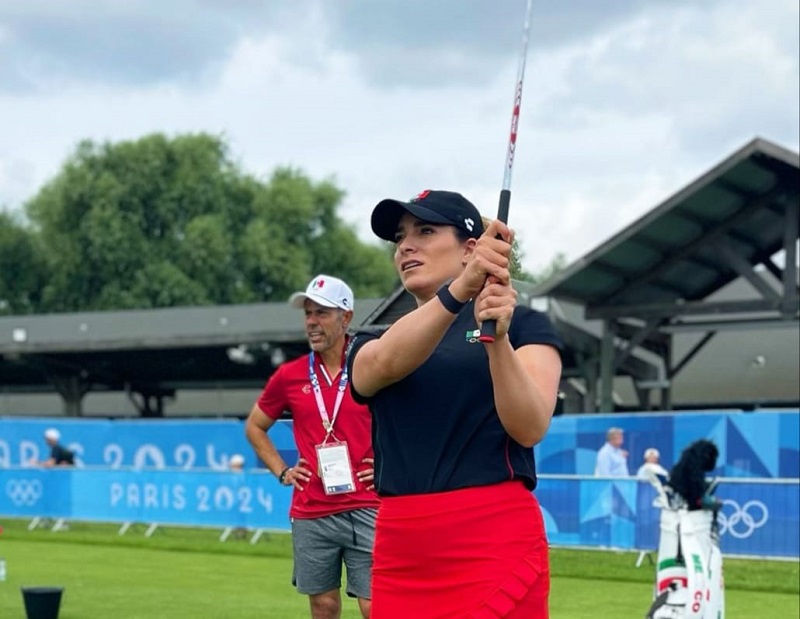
[1,0,798,272]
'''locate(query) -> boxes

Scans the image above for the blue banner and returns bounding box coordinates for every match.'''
[0,418,295,471]
[0,467,292,530]
[535,409,799,478]
[2,469,796,558]
[2,410,798,478]
[537,475,799,559]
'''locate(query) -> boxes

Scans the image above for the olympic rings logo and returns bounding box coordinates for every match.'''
[5,479,43,507]
[717,499,768,539]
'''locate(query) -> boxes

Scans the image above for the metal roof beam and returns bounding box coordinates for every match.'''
[603,185,786,305]
[712,238,781,303]
[671,207,768,261]
[591,258,683,294]
[612,318,663,372]
[587,298,779,320]
[547,315,660,379]
[713,177,765,201]
[764,258,783,281]
[593,238,706,295]
[752,151,800,183]
[553,322,600,356]
[618,352,660,380]
[615,320,670,352]
[669,332,716,379]
[782,200,799,316]
[660,317,798,333]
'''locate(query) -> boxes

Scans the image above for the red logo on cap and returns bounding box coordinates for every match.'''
[411,190,431,202]
[314,279,325,289]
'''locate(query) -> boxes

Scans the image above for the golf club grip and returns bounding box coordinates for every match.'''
[478,189,511,343]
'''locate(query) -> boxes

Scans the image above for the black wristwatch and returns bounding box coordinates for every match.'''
[436,279,468,315]
[278,467,292,485]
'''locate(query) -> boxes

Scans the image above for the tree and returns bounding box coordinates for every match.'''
[509,239,530,281]
[529,252,568,285]
[0,210,47,314]
[22,133,398,312]
[510,240,568,285]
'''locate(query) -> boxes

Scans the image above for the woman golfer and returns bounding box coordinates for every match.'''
[347,190,563,618]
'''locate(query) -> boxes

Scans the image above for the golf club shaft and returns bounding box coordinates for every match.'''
[479,0,533,343]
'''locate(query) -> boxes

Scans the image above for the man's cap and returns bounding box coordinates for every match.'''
[289,274,354,311]
[644,448,660,459]
[371,189,484,241]
[44,428,60,442]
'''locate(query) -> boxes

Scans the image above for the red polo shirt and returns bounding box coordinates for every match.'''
[257,349,380,519]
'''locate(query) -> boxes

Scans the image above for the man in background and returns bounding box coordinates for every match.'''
[33,428,75,467]
[229,454,245,472]
[595,427,629,477]
[245,274,378,619]
[636,447,669,480]
[227,453,248,539]
[28,428,74,531]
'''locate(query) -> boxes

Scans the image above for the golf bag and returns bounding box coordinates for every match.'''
[644,474,724,619]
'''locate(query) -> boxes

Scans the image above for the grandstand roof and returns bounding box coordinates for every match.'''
[0,300,382,395]
[531,137,799,320]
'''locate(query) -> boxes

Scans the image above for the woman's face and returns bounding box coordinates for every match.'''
[393,212,472,300]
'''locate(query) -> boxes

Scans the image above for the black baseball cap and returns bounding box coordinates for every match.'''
[371,190,484,241]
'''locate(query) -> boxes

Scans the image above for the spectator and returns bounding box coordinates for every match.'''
[32,429,75,467]
[229,454,245,472]
[245,274,378,619]
[227,453,248,538]
[28,428,74,531]
[595,427,629,477]
[636,447,669,480]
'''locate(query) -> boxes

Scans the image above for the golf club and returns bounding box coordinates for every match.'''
[479,0,534,343]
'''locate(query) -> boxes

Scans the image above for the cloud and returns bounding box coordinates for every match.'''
[480,0,800,268]
[551,1,800,156]
[0,0,289,92]
[0,0,796,274]
[321,0,697,88]
[0,0,702,92]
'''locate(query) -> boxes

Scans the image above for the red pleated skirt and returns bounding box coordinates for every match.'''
[371,481,550,619]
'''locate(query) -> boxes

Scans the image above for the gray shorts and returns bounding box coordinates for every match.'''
[291,508,377,599]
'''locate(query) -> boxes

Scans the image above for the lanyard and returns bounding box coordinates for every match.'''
[308,352,348,437]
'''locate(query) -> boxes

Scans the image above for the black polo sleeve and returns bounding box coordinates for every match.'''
[345,328,386,404]
[508,306,564,352]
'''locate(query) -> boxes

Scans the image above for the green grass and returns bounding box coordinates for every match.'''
[551,547,799,595]
[1,519,797,618]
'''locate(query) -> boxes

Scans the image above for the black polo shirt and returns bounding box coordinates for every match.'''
[347,304,563,497]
